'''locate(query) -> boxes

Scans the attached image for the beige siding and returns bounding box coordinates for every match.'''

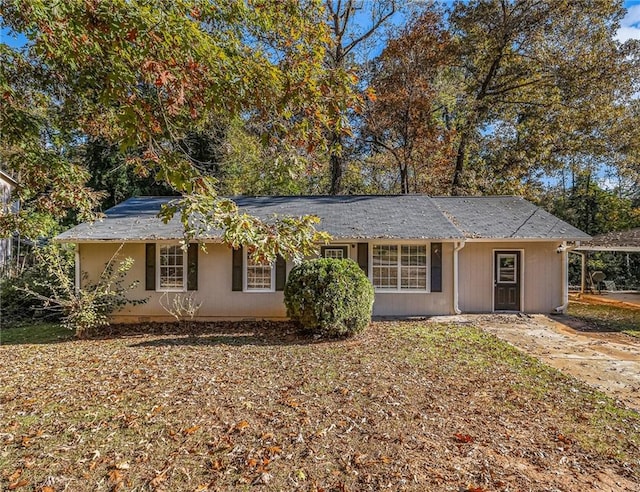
[79,242,287,322]
[79,240,563,322]
[458,242,563,313]
[0,177,14,266]
[79,241,456,321]
[371,242,454,316]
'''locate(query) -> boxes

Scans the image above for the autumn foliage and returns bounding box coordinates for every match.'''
[365,9,456,195]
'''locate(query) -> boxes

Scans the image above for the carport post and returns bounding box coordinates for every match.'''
[580,252,588,294]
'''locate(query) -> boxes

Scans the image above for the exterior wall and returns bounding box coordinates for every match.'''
[79,239,563,322]
[458,241,563,313]
[0,176,14,268]
[79,242,288,322]
[371,242,454,317]
[79,240,457,322]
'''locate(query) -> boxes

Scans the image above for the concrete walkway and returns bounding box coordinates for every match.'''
[471,314,640,412]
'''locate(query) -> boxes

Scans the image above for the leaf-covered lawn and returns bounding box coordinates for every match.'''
[1,321,638,491]
[568,301,640,338]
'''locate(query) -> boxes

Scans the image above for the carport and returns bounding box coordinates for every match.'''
[574,227,640,294]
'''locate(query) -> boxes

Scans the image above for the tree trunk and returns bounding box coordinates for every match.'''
[451,130,469,195]
[400,164,409,194]
[329,130,343,195]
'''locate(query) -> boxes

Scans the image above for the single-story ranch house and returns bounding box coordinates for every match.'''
[56,195,590,322]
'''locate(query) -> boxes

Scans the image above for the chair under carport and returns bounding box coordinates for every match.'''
[573,227,640,298]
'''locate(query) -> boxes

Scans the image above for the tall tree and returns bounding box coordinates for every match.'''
[0,42,105,237]
[364,8,455,194]
[82,138,175,211]
[1,0,349,257]
[323,0,397,195]
[447,0,638,195]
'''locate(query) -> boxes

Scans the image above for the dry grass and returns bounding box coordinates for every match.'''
[568,302,640,338]
[1,321,639,491]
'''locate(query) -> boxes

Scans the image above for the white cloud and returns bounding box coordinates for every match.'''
[617,5,640,42]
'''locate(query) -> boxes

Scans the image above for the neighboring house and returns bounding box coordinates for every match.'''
[0,170,18,270]
[55,195,590,322]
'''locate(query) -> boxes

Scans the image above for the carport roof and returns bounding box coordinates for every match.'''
[575,227,640,252]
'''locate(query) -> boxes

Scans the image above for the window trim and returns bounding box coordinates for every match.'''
[496,253,518,284]
[321,244,349,260]
[370,242,430,293]
[243,249,276,292]
[156,243,187,292]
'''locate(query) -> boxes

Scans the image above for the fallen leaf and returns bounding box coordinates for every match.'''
[8,480,29,490]
[149,470,168,489]
[557,434,572,445]
[284,398,300,408]
[465,486,486,492]
[183,425,201,435]
[108,469,123,483]
[7,469,22,482]
[234,420,249,432]
[454,433,473,443]
[266,445,282,456]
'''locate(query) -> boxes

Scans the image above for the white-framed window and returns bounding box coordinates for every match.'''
[321,245,349,260]
[497,253,517,283]
[324,248,344,259]
[157,244,187,291]
[372,244,428,291]
[245,251,275,291]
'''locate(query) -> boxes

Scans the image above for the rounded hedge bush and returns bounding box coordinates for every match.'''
[284,258,374,338]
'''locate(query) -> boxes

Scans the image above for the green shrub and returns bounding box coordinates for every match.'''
[0,245,73,325]
[20,244,146,337]
[284,258,374,338]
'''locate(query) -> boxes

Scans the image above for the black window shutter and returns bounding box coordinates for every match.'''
[187,243,198,291]
[431,242,442,292]
[357,242,369,275]
[145,243,156,291]
[275,255,287,291]
[232,248,243,291]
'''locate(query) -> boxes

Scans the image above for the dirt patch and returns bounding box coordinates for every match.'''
[472,314,640,412]
[570,293,640,311]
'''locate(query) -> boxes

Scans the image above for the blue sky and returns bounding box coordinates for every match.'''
[619,0,640,41]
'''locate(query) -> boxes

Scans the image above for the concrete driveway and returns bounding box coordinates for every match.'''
[468,314,640,411]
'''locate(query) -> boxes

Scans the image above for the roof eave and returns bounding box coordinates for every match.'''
[464,237,589,242]
[575,246,640,252]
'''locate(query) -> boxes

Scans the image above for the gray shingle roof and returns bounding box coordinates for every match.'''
[55,195,589,242]
[431,196,590,240]
[55,195,464,241]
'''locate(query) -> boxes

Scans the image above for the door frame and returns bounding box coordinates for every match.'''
[492,249,524,312]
